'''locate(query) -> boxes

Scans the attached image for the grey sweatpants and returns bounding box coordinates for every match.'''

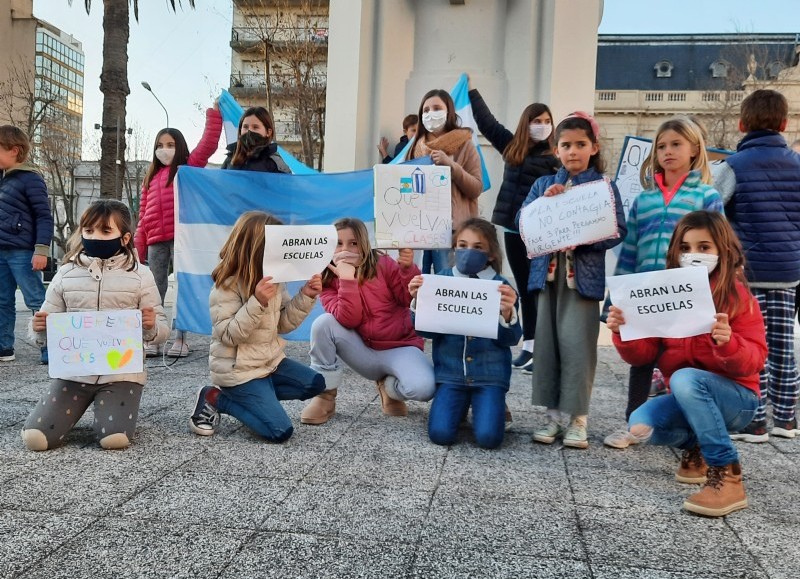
[147,240,173,305]
[23,379,144,448]
[309,313,435,401]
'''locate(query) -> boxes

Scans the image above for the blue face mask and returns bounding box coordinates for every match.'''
[454,248,489,275]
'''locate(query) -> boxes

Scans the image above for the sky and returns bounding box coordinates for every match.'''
[31,0,800,164]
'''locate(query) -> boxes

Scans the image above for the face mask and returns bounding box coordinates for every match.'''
[422,110,447,132]
[155,148,175,165]
[529,123,552,142]
[455,248,489,275]
[239,130,269,150]
[82,237,124,260]
[679,253,719,273]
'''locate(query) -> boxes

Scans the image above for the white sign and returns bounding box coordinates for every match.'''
[373,164,452,249]
[606,267,716,341]
[518,178,619,258]
[46,310,144,378]
[263,224,337,283]
[414,274,502,339]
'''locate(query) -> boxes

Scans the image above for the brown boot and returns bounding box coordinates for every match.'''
[683,462,747,517]
[376,379,407,416]
[300,389,337,425]
[675,446,707,484]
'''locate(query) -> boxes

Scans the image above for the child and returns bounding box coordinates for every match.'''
[515,112,626,448]
[377,114,418,163]
[604,117,723,449]
[713,89,800,443]
[22,200,169,451]
[408,218,521,449]
[607,211,767,517]
[0,125,53,365]
[135,102,222,358]
[189,211,325,443]
[300,218,435,425]
[221,106,290,173]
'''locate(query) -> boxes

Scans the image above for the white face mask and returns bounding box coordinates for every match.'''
[155,148,175,165]
[422,110,447,132]
[529,123,552,142]
[679,253,719,273]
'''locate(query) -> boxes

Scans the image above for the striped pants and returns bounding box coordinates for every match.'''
[753,288,800,423]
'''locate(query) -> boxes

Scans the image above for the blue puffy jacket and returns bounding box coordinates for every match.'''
[0,164,52,254]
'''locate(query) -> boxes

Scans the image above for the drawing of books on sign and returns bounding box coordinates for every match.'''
[373,164,452,249]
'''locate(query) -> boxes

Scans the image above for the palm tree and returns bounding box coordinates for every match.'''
[69,0,195,199]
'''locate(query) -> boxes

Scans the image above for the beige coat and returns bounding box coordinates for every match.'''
[36,253,169,385]
[208,283,316,387]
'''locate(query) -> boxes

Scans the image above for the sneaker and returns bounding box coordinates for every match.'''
[532,420,563,444]
[512,350,533,368]
[520,358,534,374]
[771,418,800,439]
[730,420,769,443]
[167,341,190,358]
[190,386,220,436]
[563,423,589,449]
[144,343,161,358]
[504,404,513,432]
[0,349,15,362]
[603,429,640,449]
[40,346,48,365]
[649,368,667,397]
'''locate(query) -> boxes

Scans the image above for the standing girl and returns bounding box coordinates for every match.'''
[23,200,169,451]
[135,102,223,358]
[607,211,766,517]
[406,89,483,274]
[604,117,723,449]
[408,218,521,449]
[516,112,626,448]
[300,218,435,425]
[469,85,559,371]
[221,106,290,173]
[189,211,325,443]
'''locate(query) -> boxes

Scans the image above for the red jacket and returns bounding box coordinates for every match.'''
[612,279,767,396]
[320,254,423,351]
[135,108,222,260]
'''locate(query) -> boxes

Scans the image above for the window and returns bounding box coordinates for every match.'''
[654,60,673,78]
[767,61,784,79]
[709,60,729,78]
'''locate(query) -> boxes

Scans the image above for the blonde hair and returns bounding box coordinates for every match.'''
[640,117,712,187]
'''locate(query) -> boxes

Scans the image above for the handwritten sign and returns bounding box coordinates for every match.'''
[414,274,501,339]
[373,164,452,249]
[263,224,337,283]
[606,267,716,341]
[46,310,144,378]
[518,178,619,258]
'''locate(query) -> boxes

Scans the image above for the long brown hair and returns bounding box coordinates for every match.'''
[64,200,138,271]
[406,89,462,160]
[212,211,283,297]
[639,117,711,188]
[453,217,504,273]
[143,128,190,190]
[231,107,275,167]
[665,211,748,317]
[503,103,554,166]
[321,217,380,287]
[554,113,606,173]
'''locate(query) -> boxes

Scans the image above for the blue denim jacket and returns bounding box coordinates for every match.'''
[412,267,522,389]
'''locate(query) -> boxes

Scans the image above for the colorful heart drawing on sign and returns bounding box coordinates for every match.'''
[107,349,134,370]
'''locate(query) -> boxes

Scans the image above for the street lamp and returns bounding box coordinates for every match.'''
[141,81,169,127]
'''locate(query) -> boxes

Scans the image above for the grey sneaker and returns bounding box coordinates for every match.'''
[603,429,640,449]
[563,423,589,449]
[532,420,563,444]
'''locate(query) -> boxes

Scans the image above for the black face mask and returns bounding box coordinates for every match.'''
[239,130,269,151]
[82,236,123,260]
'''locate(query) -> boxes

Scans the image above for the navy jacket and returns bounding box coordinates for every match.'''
[515,167,626,300]
[412,267,522,389]
[724,130,800,284]
[0,164,52,253]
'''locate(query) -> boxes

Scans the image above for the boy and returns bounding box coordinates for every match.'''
[377,114,419,163]
[713,90,800,442]
[0,125,53,364]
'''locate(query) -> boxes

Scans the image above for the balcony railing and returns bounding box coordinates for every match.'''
[595,89,746,111]
[230,25,329,52]
[229,72,327,98]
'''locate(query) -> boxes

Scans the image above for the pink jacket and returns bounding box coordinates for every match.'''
[320,254,423,351]
[134,108,222,260]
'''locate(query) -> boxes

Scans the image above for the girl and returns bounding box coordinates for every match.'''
[135,102,222,359]
[468,85,559,372]
[406,89,483,274]
[516,112,626,449]
[189,211,325,443]
[23,200,169,451]
[607,211,766,517]
[221,106,290,173]
[408,218,521,449]
[604,117,723,449]
[300,218,435,425]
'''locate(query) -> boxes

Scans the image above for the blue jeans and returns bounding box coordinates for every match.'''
[421,249,451,274]
[216,358,325,443]
[629,368,758,466]
[0,249,46,351]
[428,382,506,449]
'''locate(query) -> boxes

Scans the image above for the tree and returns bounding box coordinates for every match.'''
[69,0,195,200]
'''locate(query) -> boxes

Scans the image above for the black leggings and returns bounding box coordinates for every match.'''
[504,231,537,341]
[626,362,656,421]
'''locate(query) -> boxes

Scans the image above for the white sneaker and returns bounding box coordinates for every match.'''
[603,429,640,449]
[144,343,161,358]
[563,423,589,449]
[532,420,563,444]
[167,341,190,358]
